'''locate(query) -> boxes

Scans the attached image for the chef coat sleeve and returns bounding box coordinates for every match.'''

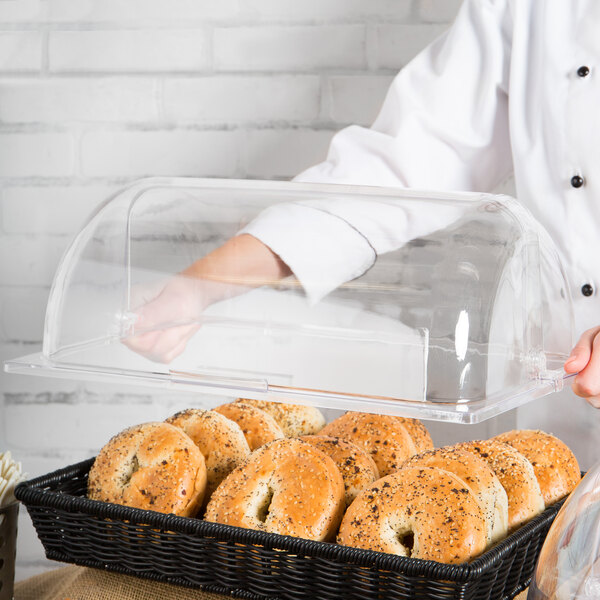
[241,0,514,304]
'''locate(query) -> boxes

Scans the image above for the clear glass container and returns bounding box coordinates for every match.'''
[528,464,600,600]
[4,178,575,423]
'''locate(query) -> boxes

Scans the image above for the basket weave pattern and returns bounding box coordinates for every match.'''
[16,458,563,600]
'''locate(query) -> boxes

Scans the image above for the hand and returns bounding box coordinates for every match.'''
[123,275,206,364]
[564,326,600,408]
[122,234,292,364]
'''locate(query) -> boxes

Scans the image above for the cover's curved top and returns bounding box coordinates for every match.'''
[528,464,600,600]
[5,178,574,423]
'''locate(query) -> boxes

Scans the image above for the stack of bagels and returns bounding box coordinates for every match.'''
[88,401,580,565]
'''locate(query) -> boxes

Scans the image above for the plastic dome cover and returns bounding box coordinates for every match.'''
[4,178,574,423]
[528,465,600,600]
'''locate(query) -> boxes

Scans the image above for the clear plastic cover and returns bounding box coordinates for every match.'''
[4,178,574,423]
[528,465,600,600]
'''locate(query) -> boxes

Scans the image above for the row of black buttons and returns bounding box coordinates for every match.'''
[575,66,592,297]
[571,67,590,189]
[571,67,590,191]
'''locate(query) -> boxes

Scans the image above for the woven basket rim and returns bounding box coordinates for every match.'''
[15,457,567,585]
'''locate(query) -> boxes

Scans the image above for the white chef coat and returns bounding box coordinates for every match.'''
[242,0,600,339]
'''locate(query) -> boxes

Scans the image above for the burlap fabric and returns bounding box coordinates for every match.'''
[14,566,234,600]
[14,566,530,600]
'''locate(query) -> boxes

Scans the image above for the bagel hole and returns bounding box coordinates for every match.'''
[121,454,140,486]
[397,530,415,557]
[257,487,274,523]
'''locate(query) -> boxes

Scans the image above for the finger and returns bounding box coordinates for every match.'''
[133,298,181,334]
[145,325,192,363]
[571,330,600,400]
[124,320,200,357]
[564,326,600,373]
[162,337,192,364]
[166,324,202,363]
[181,323,201,342]
[159,323,201,364]
[122,329,162,354]
[146,323,200,363]
[123,324,188,361]
[585,396,600,409]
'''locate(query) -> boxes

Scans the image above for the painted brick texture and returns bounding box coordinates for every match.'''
[0,0,462,581]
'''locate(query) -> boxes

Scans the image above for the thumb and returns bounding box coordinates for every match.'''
[564,326,600,373]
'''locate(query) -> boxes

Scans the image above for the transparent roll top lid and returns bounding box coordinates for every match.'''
[4,178,575,423]
[528,464,600,600]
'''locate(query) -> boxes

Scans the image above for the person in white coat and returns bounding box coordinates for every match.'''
[128,1,600,420]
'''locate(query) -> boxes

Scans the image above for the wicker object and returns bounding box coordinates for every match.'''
[16,458,566,600]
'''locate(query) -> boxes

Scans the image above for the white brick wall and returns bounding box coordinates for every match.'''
[0,133,76,177]
[49,30,212,73]
[374,24,448,68]
[0,0,461,582]
[0,31,43,71]
[0,79,161,123]
[0,236,68,285]
[214,25,367,71]
[163,76,321,123]
[2,186,113,234]
[80,129,243,177]
[327,75,394,125]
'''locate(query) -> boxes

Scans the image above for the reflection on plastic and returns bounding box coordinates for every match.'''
[2,178,577,422]
[528,465,600,600]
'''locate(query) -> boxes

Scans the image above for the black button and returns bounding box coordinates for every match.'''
[571,175,585,188]
[577,65,590,77]
[582,284,594,297]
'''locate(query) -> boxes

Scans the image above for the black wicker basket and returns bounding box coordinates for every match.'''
[16,458,564,600]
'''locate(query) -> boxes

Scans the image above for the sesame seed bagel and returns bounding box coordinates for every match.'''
[165,408,250,499]
[493,429,581,507]
[402,446,509,545]
[455,440,544,531]
[299,435,380,507]
[213,401,285,450]
[320,412,418,476]
[338,466,488,564]
[236,399,325,437]
[88,421,207,517]
[205,438,345,541]
[396,417,434,453]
